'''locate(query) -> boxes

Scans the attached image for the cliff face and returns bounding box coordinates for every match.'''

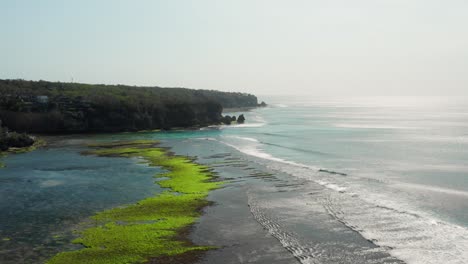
[0,102,223,133]
[0,79,258,133]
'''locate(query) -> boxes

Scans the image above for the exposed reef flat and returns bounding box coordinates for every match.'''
[164,138,405,264]
[47,140,223,264]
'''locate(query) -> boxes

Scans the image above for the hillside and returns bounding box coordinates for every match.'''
[0,79,260,133]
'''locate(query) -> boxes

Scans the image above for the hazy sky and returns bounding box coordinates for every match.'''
[1,0,467,95]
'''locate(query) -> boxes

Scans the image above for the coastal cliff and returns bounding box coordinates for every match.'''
[0,79,260,133]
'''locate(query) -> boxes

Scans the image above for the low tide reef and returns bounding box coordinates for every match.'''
[46,140,223,264]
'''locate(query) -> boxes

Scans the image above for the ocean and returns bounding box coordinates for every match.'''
[1,96,467,263]
[215,95,468,263]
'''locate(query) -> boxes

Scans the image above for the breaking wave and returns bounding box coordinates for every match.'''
[213,135,468,264]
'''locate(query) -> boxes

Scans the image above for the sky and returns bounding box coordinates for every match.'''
[1,0,467,96]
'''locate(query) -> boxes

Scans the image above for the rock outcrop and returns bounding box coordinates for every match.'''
[237,114,246,124]
[0,120,34,151]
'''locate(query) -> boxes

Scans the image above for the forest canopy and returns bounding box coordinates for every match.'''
[0,79,260,133]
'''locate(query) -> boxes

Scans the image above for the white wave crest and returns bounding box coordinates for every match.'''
[212,137,468,264]
[315,180,347,193]
[215,136,318,171]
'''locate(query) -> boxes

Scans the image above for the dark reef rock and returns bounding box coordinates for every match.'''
[0,79,260,133]
[259,101,267,107]
[221,115,232,125]
[237,114,245,124]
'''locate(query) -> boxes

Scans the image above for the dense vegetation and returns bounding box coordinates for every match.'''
[0,79,260,133]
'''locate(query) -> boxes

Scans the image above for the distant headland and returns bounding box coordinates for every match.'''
[0,79,267,135]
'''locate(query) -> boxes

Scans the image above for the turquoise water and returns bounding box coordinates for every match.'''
[214,96,468,263]
[222,96,468,224]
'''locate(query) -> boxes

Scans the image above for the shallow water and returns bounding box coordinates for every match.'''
[0,140,162,264]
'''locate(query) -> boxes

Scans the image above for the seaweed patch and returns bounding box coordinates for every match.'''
[47,140,222,264]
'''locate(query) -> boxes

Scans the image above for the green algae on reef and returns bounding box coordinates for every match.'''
[47,140,223,264]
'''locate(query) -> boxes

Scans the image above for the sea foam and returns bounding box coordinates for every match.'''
[213,136,468,264]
